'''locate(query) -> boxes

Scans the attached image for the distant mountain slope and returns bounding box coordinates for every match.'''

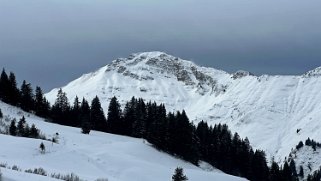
[0,101,246,181]
[46,52,321,163]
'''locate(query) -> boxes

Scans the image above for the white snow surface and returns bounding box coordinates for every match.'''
[1,168,59,181]
[46,52,321,164]
[0,101,245,181]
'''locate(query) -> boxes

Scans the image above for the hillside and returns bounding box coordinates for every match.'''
[46,51,321,164]
[0,101,246,181]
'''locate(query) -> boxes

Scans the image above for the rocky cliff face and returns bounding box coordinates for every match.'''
[104,52,225,95]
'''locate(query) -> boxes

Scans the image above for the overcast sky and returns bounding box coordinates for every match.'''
[0,0,321,91]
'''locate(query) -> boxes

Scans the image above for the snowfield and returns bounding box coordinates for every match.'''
[45,51,321,165]
[1,168,59,181]
[0,101,246,181]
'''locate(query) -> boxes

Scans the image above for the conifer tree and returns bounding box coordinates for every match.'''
[175,110,199,164]
[8,72,20,105]
[145,101,155,133]
[172,167,188,181]
[55,89,70,112]
[196,121,210,160]
[251,150,269,181]
[34,86,50,117]
[71,96,81,127]
[73,96,80,111]
[9,119,17,136]
[299,165,304,178]
[30,124,39,138]
[51,88,70,124]
[122,98,136,135]
[90,96,107,132]
[107,96,122,134]
[282,162,292,181]
[289,159,298,177]
[80,98,91,134]
[147,103,168,149]
[17,116,26,136]
[132,98,146,138]
[0,108,3,119]
[24,124,30,137]
[269,161,282,181]
[20,80,34,112]
[0,69,10,102]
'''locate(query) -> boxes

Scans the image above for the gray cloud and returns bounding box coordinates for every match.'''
[0,0,321,91]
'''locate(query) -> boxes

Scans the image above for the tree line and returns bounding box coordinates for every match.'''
[8,116,43,140]
[0,69,50,118]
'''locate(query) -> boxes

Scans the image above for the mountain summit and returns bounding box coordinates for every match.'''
[106,51,228,95]
[46,52,321,165]
[46,52,230,110]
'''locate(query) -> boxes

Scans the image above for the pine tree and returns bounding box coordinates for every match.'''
[17,116,26,136]
[196,121,210,160]
[306,138,312,146]
[251,150,269,181]
[0,69,9,102]
[289,159,298,177]
[20,80,34,112]
[172,167,188,181]
[0,108,3,119]
[30,124,39,138]
[9,119,17,136]
[296,141,304,150]
[51,88,70,125]
[23,124,30,137]
[90,96,107,132]
[107,96,122,134]
[147,103,168,150]
[34,87,50,117]
[174,110,199,165]
[7,72,20,105]
[132,98,146,138]
[269,161,282,181]
[167,112,177,154]
[122,98,136,136]
[55,89,70,112]
[80,98,91,134]
[71,96,81,127]
[299,165,304,178]
[282,162,292,181]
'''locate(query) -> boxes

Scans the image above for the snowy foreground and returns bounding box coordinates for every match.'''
[0,101,246,181]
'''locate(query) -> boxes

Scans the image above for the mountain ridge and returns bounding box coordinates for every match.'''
[46,52,321,165]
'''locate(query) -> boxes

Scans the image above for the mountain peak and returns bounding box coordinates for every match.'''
[131,51,170,59]
[110,51,192,68]
[104,52,228,95]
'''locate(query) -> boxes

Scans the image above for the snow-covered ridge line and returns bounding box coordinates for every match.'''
[303,66,321,77]
[45,52,321,167]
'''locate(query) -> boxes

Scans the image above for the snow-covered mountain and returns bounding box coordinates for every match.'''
[0,101,245,181]
[46,51,321,165]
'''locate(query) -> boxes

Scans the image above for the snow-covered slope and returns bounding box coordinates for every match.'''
[0,101,246,181]
[46,52,321,164]
[1,168,59,181]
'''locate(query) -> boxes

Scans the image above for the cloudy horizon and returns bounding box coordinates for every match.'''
[1,0,321,91]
